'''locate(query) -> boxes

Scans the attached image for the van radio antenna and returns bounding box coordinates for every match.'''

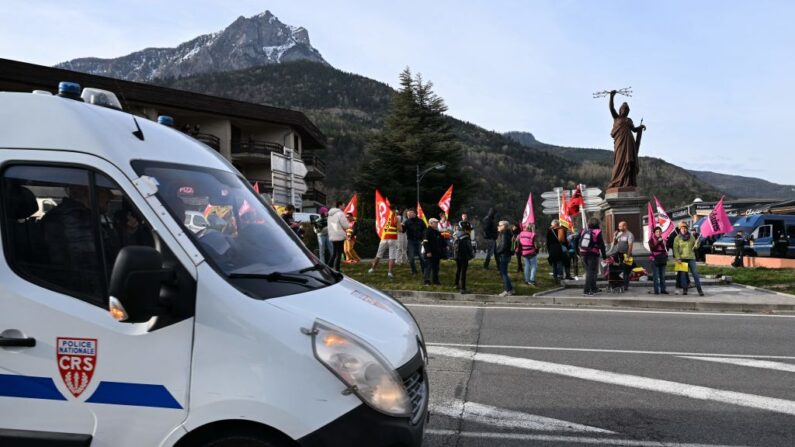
[112,77,145,141]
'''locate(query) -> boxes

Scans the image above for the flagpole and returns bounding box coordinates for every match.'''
[580,183,587,229]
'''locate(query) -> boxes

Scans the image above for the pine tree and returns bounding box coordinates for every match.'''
[355,68,469,215]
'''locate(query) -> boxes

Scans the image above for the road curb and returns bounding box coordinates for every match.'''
[384,289,795,313]
[733,282,795,298]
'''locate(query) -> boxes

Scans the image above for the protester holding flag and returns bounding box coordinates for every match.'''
[369,191,400,279]
[646,201,669,295]
[403,208,427,275]
[648,226,669,295]
[673,221,703,296]
[518,223,538,286]
[343,212,360,264]
[579,217,607,296]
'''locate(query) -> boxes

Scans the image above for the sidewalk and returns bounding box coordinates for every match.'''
[386,284,795,313]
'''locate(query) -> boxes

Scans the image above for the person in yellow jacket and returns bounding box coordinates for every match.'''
[343,213,360,264]
[673,221,704,296]
[368,207,402,279]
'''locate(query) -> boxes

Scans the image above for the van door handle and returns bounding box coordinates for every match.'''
[0,336,36,347]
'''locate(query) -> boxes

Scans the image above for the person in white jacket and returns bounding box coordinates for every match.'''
[327,202,350,270]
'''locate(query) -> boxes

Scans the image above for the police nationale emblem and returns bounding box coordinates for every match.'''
[56,337,97,398]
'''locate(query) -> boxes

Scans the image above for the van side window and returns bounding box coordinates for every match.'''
[1,165,154,308]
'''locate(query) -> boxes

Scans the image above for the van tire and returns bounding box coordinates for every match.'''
[180,424,294,447]
[201,433,288,447]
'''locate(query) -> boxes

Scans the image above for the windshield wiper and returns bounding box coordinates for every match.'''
[299,263,342,283]
[298,263,325,274]
[228,272,310,285]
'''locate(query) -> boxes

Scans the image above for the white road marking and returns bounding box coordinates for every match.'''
[425,429,749,446]
[680,356,795,373]
[406,303,795,318]
[427,342,795,360]
[430,399,615,434]
[428,346,795,416]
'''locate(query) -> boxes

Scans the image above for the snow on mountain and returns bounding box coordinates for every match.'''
[55,10,327,81]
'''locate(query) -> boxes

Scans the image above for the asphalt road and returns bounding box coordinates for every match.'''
[411,303,795,446]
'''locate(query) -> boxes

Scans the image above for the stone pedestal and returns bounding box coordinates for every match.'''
[600,187,647,252]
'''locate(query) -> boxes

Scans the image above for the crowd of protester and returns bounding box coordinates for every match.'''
[285,202,711,298]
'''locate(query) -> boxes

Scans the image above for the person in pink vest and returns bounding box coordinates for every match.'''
[517,224,539,286]
[579,217,607,296]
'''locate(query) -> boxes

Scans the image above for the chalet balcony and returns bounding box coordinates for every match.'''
[303,188,327,205]
[304,154,327,179]
[192,133,221,151]
[231,139,284,162]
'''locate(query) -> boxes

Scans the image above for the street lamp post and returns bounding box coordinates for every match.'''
[416,163,446,207]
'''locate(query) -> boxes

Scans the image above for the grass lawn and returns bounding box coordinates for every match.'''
[696,265,795,296]
[340,257,560,296]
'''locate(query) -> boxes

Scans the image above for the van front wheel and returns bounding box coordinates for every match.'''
[186,426,294,447]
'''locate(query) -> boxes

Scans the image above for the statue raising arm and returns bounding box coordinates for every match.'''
[609,90,619,118]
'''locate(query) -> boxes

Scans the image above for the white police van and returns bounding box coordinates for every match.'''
[0,84,428,446]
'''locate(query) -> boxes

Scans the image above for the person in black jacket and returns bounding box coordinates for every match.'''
[482,208,498,269]
[422,218,445,286]
[453,221,475,294]
[403,209,427,275]
[495,220,514,296]
[546,220,566,282]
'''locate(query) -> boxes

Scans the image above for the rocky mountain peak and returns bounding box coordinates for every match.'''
[55,11,327,82]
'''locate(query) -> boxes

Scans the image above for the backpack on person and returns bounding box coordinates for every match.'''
[578,229,594,253]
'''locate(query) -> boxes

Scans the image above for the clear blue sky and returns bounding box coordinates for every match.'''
[2,0,793,185]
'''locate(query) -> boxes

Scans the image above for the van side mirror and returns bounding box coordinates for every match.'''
[108,246,173,323]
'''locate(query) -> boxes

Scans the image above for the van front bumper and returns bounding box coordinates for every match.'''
[297,403,426,447]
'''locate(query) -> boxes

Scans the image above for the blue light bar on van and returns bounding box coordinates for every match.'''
[157,115,175,127]
[57,81,84,101]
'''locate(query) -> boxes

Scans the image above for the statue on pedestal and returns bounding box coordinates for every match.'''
[606,89,646,189]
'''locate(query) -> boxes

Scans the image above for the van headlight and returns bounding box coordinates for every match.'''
[311,320,411,417]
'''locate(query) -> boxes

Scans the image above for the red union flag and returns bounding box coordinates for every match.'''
[700,197,733,237]
[57,337,97,398]
[344,193,358,218]
[521,193,535,228]
[374,190,391,237]
[437,185,453,218]
[417,201,429,226]
[559,191,573,230]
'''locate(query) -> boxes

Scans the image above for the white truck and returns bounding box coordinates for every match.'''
[0,84,427,446]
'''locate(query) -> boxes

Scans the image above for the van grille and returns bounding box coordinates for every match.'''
[402,368,427,424]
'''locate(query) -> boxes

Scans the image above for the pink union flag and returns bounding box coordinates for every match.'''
[654,195,674,239]
[700,197,733,237]
[521,193,535,228]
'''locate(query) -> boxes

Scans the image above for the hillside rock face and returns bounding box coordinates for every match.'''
[55,11,326,81]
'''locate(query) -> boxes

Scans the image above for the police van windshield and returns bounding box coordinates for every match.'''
[132,161,331,292]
